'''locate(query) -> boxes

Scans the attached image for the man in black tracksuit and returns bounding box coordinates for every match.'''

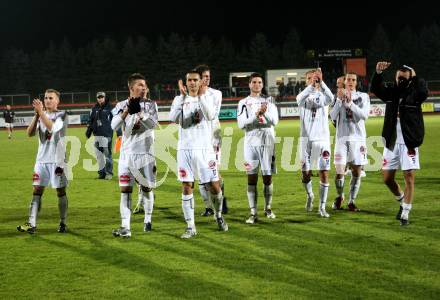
[86,92,114,179]
[370,62,428,225]
[3,105,15,139]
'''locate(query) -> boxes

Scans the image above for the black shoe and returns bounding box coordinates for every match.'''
[222,197,229,214]
[396,205,403,220]
[144,222,152,232]
[17,222,36,234]
[200,208,214,217]
[216,216,228,231]
[58,222,67,233]
[96,174,105,179]
[400,218,409,226]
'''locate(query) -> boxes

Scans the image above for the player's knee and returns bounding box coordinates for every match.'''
[247,175,258,185]
[302,172,311,183]
[182,182,193,194]
[33,186,44,195]
[335,173,344,180]
[262,176,272,185]
[383,175,394,186]
[403,171,415,185]
[56,188,66,197]
[120,186,132,193]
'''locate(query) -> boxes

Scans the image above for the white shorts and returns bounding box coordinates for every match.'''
[244,145,276,176]
[5,123,13,129]
[334,140,367,166]
[33,163,68,188]
[177,149,219,184]
[118,154,156,188]
[300,139,331,171]
[382,144,420,171]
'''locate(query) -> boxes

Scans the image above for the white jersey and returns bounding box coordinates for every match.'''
[169,94,217,150]
[330,90,370,142]
[111,99,158,157]
[296,82,333,142]
[396,118,405,144]
[237,95,279,146]
[207,87,222,146]
[35,111,68,166]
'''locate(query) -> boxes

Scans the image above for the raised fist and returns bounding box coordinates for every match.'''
[376,61,391,74]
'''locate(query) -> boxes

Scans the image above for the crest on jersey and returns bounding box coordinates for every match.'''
[322,150,330,159]
[360,146,366,154]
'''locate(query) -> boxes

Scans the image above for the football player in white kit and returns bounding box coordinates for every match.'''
[296,69,333,217]
[111,73,158,238]
[237,73,279,224]
[194,64,229,217]
[169,70,228,239]
[17,89,69,234]
[330,73,370,211]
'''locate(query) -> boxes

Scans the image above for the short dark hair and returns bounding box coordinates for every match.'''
[195,64,210,76]
[345,72,358,79]
[249,72,264,83]
[127,73,146,87]
[186,69,200,79]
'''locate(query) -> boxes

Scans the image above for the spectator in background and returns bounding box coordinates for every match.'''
[86,92,114,180]
[278,81,287,98]
[3,105,15,139]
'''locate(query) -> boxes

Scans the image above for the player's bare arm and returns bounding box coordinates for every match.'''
[27,99,40,137]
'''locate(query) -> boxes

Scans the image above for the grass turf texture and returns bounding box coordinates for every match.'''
[0,117,439,299]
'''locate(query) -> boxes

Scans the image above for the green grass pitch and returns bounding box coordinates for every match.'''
[0,116,439,299]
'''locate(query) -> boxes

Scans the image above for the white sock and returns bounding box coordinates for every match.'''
[199,184,212,209]
[247,185,257,215]
[120,193,131,230]
[401,203,412,220]
[58,195,68,224]
[211,190,223,218]
[28,194,41,227]
[182,194,195,229]
[319,182,329,210]
[143,190,154,224]
[349,176,361,204]
[303,181,313,197]
[263,183,273,210]
[137,185,144,206]
[335,177,345,197]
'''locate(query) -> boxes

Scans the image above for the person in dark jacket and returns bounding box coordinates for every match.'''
[86,92,114,179]
[3,105,15,139]
[370,62,428,226]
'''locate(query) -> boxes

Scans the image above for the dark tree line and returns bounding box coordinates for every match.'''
[1,24,440,95]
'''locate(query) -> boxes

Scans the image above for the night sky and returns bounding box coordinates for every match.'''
[0,0,438,51]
